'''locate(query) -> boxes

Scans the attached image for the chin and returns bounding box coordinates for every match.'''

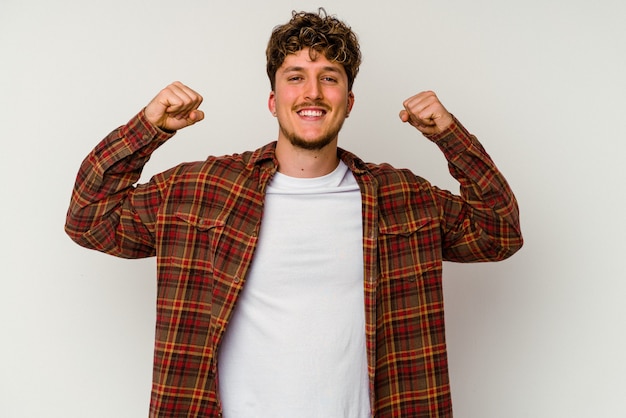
[289,135,336,151]
[280,125,339,151]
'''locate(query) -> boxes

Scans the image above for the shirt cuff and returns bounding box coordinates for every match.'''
[120,108,176,152]
[425,115,476,157]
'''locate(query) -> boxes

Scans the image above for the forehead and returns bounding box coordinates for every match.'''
[278,48,347,75]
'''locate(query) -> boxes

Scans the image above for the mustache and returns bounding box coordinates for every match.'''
[293,101,331,112]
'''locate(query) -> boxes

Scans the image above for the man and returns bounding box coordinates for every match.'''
[65,9,522,418]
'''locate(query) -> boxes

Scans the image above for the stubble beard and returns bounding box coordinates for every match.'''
[278,120,345,151]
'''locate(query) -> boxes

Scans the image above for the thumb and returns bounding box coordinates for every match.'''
[399,109,410,123]
[188,109,205,124]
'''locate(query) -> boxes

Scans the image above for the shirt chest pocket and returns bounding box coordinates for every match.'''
[170,203,228,273]
[378,217,439,281]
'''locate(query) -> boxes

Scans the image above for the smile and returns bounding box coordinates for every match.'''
[297,109,326,117]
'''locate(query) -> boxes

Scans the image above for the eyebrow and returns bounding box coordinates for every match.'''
[282,65,343,74]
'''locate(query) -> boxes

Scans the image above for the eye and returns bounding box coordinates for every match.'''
[288,75,303,82]
[322,76,338,83]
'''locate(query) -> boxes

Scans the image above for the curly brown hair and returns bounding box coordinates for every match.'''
[266,9,362,91]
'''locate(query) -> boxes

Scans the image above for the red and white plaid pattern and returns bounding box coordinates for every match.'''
[66,110,522,417]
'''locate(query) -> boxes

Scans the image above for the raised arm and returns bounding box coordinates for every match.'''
[400,91,523,262]
[64,82,204,258]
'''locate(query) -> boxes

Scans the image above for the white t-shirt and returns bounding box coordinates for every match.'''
[217,161,370,417]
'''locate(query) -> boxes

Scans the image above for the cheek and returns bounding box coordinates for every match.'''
[328,90,350,108]
[272,96,288,114]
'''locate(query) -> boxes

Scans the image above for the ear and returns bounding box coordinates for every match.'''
[268,91,277,116]
[346,91,355,117]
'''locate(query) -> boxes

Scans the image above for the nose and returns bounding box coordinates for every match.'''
[304,79,322,101]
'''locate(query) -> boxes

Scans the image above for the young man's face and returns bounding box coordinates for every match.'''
[268,48,355,151]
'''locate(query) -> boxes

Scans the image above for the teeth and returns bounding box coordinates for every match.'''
[299,109,324,117]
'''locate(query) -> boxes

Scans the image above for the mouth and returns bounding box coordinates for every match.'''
[294,103,329,119]
[297,109,326,117]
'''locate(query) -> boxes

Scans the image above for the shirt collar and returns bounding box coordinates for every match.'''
[247,141,370,177]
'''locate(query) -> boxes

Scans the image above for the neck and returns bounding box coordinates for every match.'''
[275,139,339,178]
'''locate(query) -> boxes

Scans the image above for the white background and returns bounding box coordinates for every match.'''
[1,0,625,417]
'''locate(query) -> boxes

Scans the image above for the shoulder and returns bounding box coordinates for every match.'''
[153,143,276,202]
[367,162,425,184]
[172,142,276,180]
[338,147,431,188]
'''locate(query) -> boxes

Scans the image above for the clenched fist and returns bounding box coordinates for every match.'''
[145,81,205,132]
[399,91,453,136]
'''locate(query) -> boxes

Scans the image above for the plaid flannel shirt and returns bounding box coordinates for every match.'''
[65,109,522,417]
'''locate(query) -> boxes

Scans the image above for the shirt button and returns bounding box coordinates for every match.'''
[233,276,241,284]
